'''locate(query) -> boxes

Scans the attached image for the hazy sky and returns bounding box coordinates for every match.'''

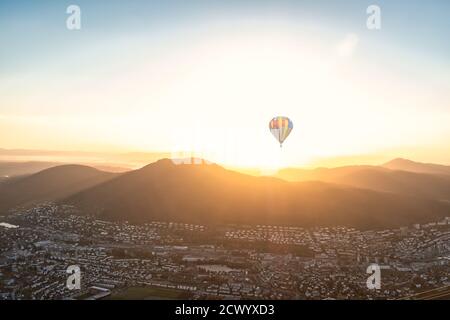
[1,0,449,168]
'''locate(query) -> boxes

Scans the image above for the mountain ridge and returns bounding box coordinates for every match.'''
[0,158,448,229]
[62,159,450,229]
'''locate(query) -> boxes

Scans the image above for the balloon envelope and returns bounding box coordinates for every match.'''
[269,116,293,146]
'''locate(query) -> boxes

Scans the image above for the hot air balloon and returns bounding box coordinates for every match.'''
[269,116,293,147]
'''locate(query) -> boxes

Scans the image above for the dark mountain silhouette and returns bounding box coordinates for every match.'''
[382,158,450,175]
[0,165,119,213]
[276,165,450,201]
[62,159,450,229]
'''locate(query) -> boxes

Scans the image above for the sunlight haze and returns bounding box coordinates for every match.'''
[1,0,449,169]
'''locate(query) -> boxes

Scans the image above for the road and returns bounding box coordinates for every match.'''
[400,285,450,300]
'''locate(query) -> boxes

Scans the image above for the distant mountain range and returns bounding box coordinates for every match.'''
[1,158,449,229]
[382,158,450,175]
[276,159,450,201]
[0,148,169,172]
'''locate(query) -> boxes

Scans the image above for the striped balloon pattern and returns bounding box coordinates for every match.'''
[269,116,293,147]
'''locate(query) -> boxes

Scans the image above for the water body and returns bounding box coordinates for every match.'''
[0,222,19,229]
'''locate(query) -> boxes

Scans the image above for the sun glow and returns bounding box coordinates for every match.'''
[1,19,449,169]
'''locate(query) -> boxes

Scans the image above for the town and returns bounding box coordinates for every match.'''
[0,203,448,300]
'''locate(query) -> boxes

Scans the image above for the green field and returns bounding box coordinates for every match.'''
[107,286,190,300]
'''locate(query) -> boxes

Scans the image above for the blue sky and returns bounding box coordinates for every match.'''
[0,0,449,72]
[1,0,449,70]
